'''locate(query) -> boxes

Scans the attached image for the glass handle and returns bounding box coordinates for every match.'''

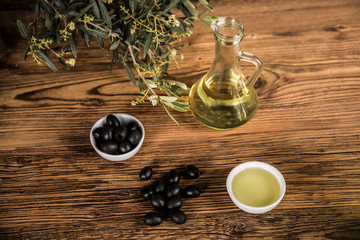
[238,51,264,88]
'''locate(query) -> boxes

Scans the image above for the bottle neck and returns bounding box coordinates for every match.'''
[207,36,242,80]
[214,39,241,65]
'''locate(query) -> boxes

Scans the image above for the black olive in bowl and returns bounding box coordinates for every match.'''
[90,114,145,161]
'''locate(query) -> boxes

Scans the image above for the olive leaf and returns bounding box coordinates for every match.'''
[129,0,137,12]
[39,0,55,18]
[97,0,112,28]
[143,32,153,57]
[17,20,28,40]
[97,36,104,49]
[163,0,181,13]
[163,101,188,112]
[76,4,93,20]
[37,51,59,72]
[161,103,179,125]
[123,63,137,86]
[138,77,145,93]
[201,16,220,22]
[200,16,221,28]
[199,18,210,28]
[88,28,108,38]
[34,1,40,19]
[165,80,190,91]
[91,0,100,19]
[70,35,77,58]
[138,5,156,19]
[199,0,213,11]
[110,39,120,51]
[181,0,198,19]
[173,101,190,108]
[160,96,178,102]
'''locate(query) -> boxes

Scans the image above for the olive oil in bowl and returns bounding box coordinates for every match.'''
[232,168,280,207]
[226,162,286,214]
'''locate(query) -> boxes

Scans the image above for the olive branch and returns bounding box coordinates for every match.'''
[17,0,215,125]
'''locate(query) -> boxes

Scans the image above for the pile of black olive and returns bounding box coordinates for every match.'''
[92,114,142,155]
[139,165,201,226]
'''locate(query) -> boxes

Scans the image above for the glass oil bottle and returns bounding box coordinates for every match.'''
[189,17,264,130]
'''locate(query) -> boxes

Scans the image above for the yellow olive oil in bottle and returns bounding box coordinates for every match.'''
[189,17,263,130]
[231,168,280,207]
[189,72,258,130]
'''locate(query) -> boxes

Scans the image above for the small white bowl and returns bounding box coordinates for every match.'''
[90,113,145,161]
[226,161,286,214]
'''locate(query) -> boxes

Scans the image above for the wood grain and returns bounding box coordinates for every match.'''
[1,0,360,239]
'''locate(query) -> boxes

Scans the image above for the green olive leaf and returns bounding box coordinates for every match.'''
[144,79,157,88]
[163,101,188,112]
[199,0,213,11]
[76,4,93,20]
[97,35,104,49]
[123,63,136,85]
[97,0,112,28]
[143,32,153,58]
[110,39,120,50]
[163,0,180,13]
[17,19,29,41]
[91,0,100,19]
[160,96,178,102]
[161,102,179,125]
[69,35,77,58]
[88,28,108,38]
[37,51,59,72]
[172,101,190,108]
[39,0,55,18]
[181,0,198,19]
[35,1,40,20]
[138,5,156,19]
[83,30,91,47]
[201,16,220,22]
[199,18,210,28]
[165,80,189,91]
[138,77,145,93]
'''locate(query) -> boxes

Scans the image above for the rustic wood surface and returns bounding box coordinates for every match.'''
[1,0,360,239]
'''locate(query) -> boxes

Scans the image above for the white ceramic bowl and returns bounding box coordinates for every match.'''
[90,113,145,161]
[226,161,286,214]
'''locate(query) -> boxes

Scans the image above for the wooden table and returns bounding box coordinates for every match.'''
[1,0,360,239]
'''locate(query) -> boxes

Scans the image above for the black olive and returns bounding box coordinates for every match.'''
[166,196,182,210]
[153,179,165,193]
[93,127,103,140]
[100,140,118,154]
[183,185,201,198]
[95,139,103,149]
[170,209,186,224]
[139,166,153,181]
[165,183,180,198]
[118,140,133,153]
[114,126,128,141]
[127,129,142,146]
[140,186,154,200]
[101,125,114,141]
[184,164,200,179]
[150,193,166,209]
[144,212,162,226]
[168,169,180,184]
[127,121,139,131]
[106,114,121,127]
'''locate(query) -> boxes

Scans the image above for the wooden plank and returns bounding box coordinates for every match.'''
[0,0,360,239]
